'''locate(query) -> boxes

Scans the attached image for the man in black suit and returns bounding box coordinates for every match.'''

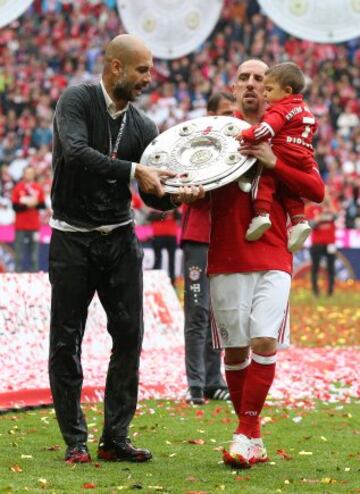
[49,34,203,464]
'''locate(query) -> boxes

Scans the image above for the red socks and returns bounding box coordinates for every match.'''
[225,359,250,417]
[235,352,277,438]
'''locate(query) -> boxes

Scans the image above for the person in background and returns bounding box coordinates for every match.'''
[181,92,235,405]
[12,165,45,272]
[148,208,180,286]
[0,164,15,225]
[306,194,338,296]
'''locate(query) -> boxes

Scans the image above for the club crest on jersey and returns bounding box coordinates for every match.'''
[219,324,229,342]
[188,265,202,281]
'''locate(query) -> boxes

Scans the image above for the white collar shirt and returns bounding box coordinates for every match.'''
[100,79,129,119]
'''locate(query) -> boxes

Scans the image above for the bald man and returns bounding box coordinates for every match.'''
[49,34,203,464]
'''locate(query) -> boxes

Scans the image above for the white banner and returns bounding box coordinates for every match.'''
[0,0,33,28]
[117,0,223,59]
[258,0,360,43]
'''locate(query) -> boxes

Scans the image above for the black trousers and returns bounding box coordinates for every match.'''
[48,225,143,446]
[183,242,225,392]
[310,243,335,295]
[14,229,40,272]
[152,235,177,285]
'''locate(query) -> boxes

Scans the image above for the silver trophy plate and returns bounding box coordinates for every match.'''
[140,116,256,193]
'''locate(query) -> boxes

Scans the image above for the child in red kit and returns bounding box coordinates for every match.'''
[239,62,317,252]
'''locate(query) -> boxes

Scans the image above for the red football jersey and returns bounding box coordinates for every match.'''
[180,196,211,245]
[207,159,325,275]
[202,106,325,275]
[241,95,317,172]
[12,181,45,230]
[306,203,336,245]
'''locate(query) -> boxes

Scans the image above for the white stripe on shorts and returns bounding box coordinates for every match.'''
[277,302,290,350]
[210,302,221,349]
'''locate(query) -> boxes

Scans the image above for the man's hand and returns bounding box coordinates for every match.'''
[171,185,205,206]
[239,141,277,169]
[135,163,177,197]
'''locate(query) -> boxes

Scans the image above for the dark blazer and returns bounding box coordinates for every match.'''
[51,83,174,228]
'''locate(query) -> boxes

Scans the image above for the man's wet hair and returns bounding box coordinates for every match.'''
[265,62,306,94]
[207,91,235,113]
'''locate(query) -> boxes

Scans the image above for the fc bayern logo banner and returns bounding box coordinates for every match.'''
[0,0,33,28]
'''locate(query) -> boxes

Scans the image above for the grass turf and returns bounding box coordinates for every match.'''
[0,400,359,493]
[1,282,359,492]
[289,280,360,347]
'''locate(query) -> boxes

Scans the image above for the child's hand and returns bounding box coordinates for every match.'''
[235,131,244,143]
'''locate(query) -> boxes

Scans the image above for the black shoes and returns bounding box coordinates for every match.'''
[186,387,206,405]
[64,443,91,463]
[204,387,230,401]
[97,437,152,463]
[186,386,230,404]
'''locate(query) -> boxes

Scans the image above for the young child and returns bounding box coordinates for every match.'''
[239,62,317,252]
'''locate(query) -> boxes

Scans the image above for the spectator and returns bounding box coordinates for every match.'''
[306,195,338,296]
[337,101,360,138]
[0,164,15,225]
[344,178,360,229]
[11,165,45,272]
[148,208,180,286]
[31,118,53,149]
[8,149,29,182]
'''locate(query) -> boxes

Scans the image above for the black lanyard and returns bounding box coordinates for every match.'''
[108,112,127,160]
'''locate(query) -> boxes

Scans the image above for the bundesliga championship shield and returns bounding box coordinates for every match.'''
[140,116,256,193]
[258,0,360,43]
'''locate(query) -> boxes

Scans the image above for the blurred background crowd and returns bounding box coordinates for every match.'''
[0,0,359,240]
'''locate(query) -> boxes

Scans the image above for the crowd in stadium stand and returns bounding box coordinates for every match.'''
[0,0,359,232]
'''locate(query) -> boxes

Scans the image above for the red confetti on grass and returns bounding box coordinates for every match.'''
[187,439,205,445]
[45,445,60,451]
[276,449,293,460]
[0,275,359,410]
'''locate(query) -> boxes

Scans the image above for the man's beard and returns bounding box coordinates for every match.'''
[242,99,259,114]
[113,79,136,102]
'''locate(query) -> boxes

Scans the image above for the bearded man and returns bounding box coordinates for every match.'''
[49,34,203,464]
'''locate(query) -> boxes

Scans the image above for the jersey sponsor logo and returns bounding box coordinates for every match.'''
[286,135,313,149]
[190,283,201,293]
